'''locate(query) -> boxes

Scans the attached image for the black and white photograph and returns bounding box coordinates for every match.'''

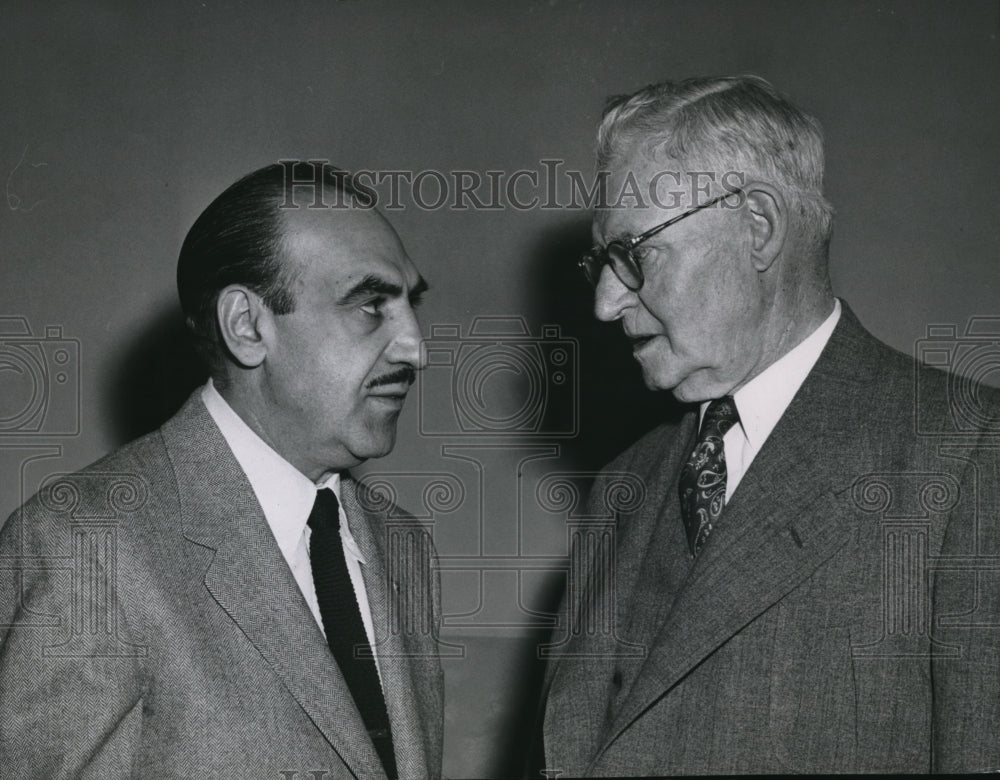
[1,1,998,776]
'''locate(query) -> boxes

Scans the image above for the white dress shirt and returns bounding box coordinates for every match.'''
[704,299,842,502]
[201,380,382,680]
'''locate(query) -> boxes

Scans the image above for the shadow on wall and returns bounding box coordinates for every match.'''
[105,304,206,446]
[471,217,686,777]
[526,215,683,471]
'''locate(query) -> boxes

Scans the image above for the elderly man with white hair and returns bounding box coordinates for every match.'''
[539,75,1000,775]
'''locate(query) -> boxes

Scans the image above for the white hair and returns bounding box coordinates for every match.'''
[597,75,833,252]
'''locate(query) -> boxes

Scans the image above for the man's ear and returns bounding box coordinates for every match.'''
[216,285,270,368]
[742,182,788,272]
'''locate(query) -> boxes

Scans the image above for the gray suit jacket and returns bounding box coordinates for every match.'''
[541,303,1000,774]
[0,392,444,778]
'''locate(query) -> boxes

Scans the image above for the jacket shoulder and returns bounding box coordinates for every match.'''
[1,428,174,554]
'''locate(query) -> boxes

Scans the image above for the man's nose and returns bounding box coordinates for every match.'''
[594,264,634,322]
[390,306,426,370]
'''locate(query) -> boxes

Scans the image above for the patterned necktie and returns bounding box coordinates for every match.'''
[678,396,741,557]
[308,488,397,779]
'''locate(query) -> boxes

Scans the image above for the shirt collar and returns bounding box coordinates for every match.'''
[700,299,842,453]
[201,380,360,563]
[733,299,841,452]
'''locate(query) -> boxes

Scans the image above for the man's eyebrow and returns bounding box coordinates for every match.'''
[409,277,429,302]
[604,222,660,245]
[339,273,430,304]
[595,221,624,244]
[340,274,403,304]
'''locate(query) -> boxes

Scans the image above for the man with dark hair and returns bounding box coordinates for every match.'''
[0,162,443,778]
[539,76,1000,774]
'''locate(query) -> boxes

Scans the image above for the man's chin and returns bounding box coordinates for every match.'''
[670,386,701,404]
[639,364,707,403]
[638,362,683,395]
[670,374,735,405]
[352,427,398,462]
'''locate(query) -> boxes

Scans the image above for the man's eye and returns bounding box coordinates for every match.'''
[630,246,653,265]
[360,298,385,317]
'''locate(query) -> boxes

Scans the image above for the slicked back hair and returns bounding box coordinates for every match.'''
[597,75,833,253]
[176,161,370,374]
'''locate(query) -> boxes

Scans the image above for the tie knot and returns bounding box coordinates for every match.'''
[308,488,341,532]
[701,396,740,436]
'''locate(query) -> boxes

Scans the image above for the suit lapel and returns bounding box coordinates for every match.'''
[162,395,385,779]
[594,303,880,764]
[341,477,441,779]
[619,413,699,653]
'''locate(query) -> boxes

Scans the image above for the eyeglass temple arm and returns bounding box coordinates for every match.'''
[626,188,743,248]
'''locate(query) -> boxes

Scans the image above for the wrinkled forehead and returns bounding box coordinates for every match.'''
[279,205,421,290]
[594,146,726,243]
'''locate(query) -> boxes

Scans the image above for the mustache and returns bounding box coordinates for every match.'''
[366,367,417,390]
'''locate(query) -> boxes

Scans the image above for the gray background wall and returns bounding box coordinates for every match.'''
[2,1,997,776]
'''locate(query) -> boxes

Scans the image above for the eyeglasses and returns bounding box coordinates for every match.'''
[578,189,743,291]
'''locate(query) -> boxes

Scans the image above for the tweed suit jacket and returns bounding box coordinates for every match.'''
[0,392,444,779]
[541,303,1000,775]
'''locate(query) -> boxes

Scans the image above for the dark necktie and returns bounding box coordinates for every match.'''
[308,488,397,779]
[678,396,741,557]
